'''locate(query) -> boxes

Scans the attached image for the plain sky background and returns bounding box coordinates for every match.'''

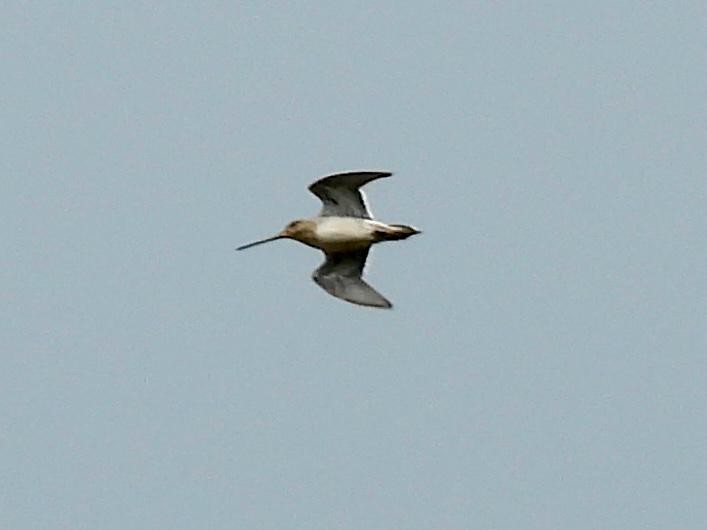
[2,2,706,529]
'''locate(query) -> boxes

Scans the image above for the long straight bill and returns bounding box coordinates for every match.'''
[236,235,284,251]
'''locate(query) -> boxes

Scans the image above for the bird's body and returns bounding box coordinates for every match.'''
[284,217,374,252]
[285,217,415,253]
[236,171,420,308]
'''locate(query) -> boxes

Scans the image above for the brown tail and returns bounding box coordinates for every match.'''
[374,224,421,242]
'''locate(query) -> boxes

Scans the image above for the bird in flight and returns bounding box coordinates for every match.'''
[236,171,420,308]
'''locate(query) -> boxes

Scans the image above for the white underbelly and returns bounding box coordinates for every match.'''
[314,217,381,251]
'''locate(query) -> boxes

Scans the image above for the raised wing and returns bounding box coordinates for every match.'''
[308,171,392,219]
[311,247,392,308]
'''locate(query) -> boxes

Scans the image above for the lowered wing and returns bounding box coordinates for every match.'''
[311,247,392,308]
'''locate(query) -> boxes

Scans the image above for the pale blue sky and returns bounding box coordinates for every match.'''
[2,3,706,529]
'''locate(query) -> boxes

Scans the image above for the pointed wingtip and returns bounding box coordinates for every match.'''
[322,170,393,178]
[309,170,393,191]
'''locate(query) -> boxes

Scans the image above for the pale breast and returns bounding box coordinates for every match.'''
[313,217,377,252]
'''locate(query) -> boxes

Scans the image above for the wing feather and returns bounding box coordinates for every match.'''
[311,248,392,308]
[308,171,392,218]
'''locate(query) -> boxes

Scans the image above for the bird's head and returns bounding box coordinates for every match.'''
[236,219,316,251]
[278,219,315,241]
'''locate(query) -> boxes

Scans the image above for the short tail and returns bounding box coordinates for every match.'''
[374,224,422,242]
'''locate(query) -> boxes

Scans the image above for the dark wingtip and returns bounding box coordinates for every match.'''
[360,300,393,309]
[370,296,393,309]
[309,170,393,190]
